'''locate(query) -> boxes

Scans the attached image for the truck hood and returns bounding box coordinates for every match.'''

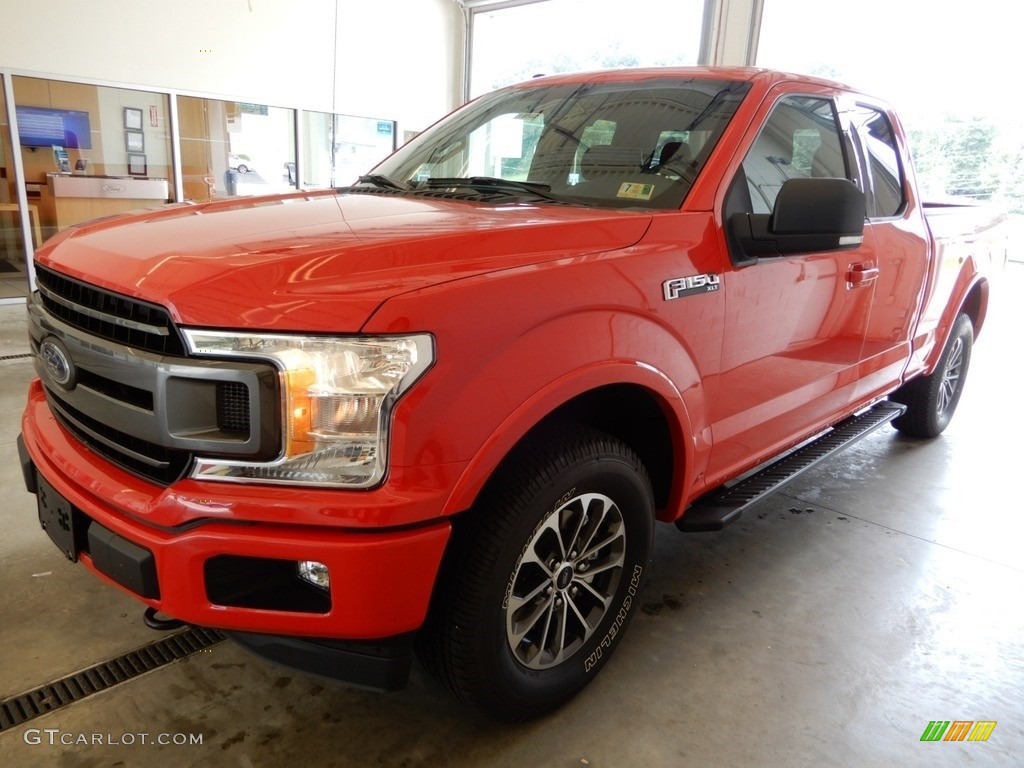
[36,190,652,332]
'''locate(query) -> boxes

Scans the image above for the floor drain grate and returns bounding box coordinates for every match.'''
[0,626,223,732]
[0,353,32,361]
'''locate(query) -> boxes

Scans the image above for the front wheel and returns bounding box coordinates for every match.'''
[418,424,653,721]
[891,312,974,438]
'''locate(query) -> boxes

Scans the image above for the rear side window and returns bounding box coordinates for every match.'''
[848,106,905,218]
[740,95,848,214]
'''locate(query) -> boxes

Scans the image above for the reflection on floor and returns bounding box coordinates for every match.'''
[0,264,1021,766]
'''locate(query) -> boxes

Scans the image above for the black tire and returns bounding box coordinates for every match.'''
[236,164,249,174]
[891,312,973,438]
[418,424,654,721]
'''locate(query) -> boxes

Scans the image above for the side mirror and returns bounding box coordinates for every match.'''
[728,177,866,264]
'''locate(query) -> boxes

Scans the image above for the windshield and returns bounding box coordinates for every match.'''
[367,76,751,210]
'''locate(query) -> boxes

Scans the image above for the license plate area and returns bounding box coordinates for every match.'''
[37,476,84,562]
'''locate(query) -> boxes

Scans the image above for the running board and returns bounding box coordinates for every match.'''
[676,401,906,532]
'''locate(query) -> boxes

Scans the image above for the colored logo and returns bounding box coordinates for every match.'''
[920,721,997,742]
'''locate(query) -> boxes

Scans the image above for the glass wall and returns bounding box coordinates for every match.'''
[0,69,396,296]
[178,97,296,202]
[469,0,706,98]
[0,80,32,300]
[302,111,397,189]
[12,76,173,243]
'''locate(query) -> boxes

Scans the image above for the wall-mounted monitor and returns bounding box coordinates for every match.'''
[15,105,93,149]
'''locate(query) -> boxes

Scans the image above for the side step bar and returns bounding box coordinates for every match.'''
[676,401,906,532]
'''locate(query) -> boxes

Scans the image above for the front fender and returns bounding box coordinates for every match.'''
[383,303,711,522]
[365,216,724,525]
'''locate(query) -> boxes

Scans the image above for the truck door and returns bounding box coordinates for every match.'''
[706,93,879,483]
[843,102,930,401]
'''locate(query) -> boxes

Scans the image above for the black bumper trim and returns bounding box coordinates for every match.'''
[87,521,160,600]
[17,434,37,494]
[225,630,416,693]
[19,438,160,600]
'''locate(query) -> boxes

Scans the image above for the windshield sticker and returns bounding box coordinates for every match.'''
[617,182,655,201]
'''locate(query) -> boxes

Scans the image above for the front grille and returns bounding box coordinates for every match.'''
[31,264,280,487]
[48,390,192,486]
[35,264,185,356]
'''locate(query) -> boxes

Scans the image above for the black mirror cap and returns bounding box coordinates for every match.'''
[771,177,865,237]
[727,177,867,264]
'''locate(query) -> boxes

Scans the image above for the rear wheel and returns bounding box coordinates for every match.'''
[891,312,973,438]
[418,424,653,721]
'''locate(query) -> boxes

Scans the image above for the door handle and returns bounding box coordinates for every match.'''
[846,263,880,287]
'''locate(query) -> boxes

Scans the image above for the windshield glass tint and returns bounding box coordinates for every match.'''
[371,77,751,210]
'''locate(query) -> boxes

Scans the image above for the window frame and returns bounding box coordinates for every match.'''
[844,101,907,221]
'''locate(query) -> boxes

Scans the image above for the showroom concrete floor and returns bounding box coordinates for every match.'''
[1,264,1021,768]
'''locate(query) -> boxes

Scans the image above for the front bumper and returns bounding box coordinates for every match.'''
[19,380,452,645]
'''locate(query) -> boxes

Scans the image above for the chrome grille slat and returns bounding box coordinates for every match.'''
[34,265,185,356]
[47,391,192,486]
[36,282,170,337]
[48,397,170,469]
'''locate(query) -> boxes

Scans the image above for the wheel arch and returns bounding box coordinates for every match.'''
[440,367,694,524]
[959,276,988,338]
[919,272,988,378]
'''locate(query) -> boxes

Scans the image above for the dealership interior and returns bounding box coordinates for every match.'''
[1,0,1021,765]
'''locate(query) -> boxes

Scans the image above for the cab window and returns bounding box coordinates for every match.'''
[738,95,849,214]
[848,105,905,218]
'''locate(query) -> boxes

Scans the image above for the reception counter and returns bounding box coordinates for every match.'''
[46,174,169,231]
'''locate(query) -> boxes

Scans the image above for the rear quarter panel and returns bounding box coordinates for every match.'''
[907,202,1007,377]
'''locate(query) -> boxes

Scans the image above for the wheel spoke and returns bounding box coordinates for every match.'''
[509,592,555,649]
[549,599,570,663]
[574,495,613,558]
[563,496,594,559]
[518,547,555,579]
[578,526,624,563]
[938,337,964,415]
[537,511,568,562]
[565,590,594,630]
[578,548,625,578]
[507,579,549,612]
[574,577,612,610]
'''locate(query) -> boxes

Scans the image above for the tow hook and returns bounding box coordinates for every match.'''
[143,606,186,631]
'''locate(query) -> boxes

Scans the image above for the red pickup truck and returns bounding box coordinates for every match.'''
[18,68,1006,720]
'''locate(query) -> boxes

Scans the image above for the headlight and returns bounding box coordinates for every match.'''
[183,331,433,488]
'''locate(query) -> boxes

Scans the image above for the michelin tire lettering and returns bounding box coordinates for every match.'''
[584,564,644,673]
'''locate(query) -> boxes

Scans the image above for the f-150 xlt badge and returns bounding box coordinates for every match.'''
[663,273,720,301]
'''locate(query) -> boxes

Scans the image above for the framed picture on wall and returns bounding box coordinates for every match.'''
[124,107,143,131]
[125,130,145,153]
[127,153,147,176]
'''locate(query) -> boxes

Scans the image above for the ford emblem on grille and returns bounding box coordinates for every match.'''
[40,337,77,390]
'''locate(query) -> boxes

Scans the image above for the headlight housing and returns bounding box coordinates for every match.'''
[183,331,433,488]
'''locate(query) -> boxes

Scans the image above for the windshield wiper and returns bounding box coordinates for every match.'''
[355,174,408,191]
[421,176,564,203]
